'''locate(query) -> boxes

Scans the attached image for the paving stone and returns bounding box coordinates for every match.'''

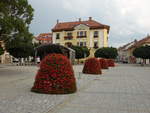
[0,64,150,113]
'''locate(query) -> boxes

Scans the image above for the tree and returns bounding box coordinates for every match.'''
[71,46,90,60]
[0,46,4,55]
[5,33,33,58]
[82,47,90,58]
[94,47,118,59]
[133,45,150,64]
[0,0,34,43]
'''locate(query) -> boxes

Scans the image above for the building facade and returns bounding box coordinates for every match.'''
[118,36,150,64]
[52,17,110,57]
[33,33,53,44]
[118,40,137,63]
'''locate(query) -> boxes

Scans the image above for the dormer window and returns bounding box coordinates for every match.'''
[94,31,98,38]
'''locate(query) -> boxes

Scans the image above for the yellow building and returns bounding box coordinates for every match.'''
[52,17,110,57]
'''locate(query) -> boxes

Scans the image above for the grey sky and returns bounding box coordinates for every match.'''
[28,0,150,47]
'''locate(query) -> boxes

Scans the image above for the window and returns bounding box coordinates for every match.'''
[67,32,72,37]
[64,32,73,40]
[77,31,87,38]
[94,42,98,48]
[94,31,98,38]
[80,42,83,47]
[77,42,86,47]
[83,42,86,46]
[56,33,60,39]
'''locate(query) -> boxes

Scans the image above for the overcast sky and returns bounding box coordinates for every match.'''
[28,0,150,47]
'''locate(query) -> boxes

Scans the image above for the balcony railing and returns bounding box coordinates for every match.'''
[77,35,87,38]
[64,36,73,40]
[94,35,98,38]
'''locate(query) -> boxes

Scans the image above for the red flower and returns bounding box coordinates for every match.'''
[99,58,109,69]
[82,57,102,74]
[31,54,77,94]
[107,59,115,67]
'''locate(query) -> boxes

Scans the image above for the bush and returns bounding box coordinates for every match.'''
[107,59,115,67]
[82,58,102,74]
[99,58,109,69]
[95,47,118,59]
[71,46,90,60]
[31,54,77,94]
[35,44,70,60]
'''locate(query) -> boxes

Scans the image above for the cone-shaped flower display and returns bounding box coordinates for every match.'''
[31,54,77,94]
[107,59,115,67]
[99,58,109,69]
[83,58,102,74]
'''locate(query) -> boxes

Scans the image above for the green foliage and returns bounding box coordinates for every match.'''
[0,46,4,55]
[5,33,34,58]
[133,45,150,59]
[82,47,90,58]
[35,44,78,60]
[0,0,34,42]
[71,46,90,59]
[94,47,118,59]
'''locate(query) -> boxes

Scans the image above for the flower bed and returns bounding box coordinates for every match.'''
[82,57,102,74]
[107,59,115,67]
[99,58,109,69]
[31,54,77,94]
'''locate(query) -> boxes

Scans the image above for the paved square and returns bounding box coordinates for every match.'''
[0,64,150,113]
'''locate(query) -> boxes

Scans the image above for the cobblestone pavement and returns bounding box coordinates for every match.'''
[0,64,150,113]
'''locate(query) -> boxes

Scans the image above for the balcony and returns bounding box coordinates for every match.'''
[94,35,98,38]
[64,36,73,40]
[77,35,87,38]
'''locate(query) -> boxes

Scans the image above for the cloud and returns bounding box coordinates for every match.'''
[62,0,92,16]
[28,0,150,47]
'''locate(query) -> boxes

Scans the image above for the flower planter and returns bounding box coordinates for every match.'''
[31,54,77,94]
[83,57,102,74]
[107,59,115,67]
[99,58,109,69]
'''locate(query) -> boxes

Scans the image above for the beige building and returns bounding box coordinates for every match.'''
[118,36,150,63]
[118,40,137,63]
[52,17,110,57]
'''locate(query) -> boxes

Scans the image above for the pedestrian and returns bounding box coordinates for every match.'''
[36,57,40,66]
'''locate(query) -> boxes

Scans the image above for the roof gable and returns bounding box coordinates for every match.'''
[74,24,89,30]
[128,36,150,50]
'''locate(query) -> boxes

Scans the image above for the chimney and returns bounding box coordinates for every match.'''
[79,18,81,22]
[57,19,59,24]
[89,17,92,21]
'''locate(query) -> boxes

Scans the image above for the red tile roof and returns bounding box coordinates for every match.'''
[118,40,137,51]
[36,33,52,42]
[52,19,110,32]
[128,36,150,50]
